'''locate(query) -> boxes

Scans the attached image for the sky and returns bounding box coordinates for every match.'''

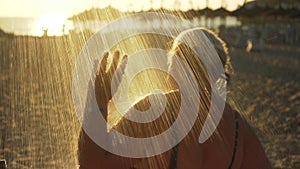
[0,0,251,18]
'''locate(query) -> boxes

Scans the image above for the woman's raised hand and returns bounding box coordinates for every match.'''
[94,50,128,116]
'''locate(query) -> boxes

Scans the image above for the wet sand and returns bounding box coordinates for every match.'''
[0,36,299,169]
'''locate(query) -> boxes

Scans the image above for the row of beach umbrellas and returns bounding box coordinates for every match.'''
[69,0,300,21]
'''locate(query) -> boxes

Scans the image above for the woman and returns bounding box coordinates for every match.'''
[78,28,272,169]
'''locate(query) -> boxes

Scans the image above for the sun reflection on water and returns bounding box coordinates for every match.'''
[32,13,73,36]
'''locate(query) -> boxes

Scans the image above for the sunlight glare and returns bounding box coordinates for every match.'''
[35,13,67,36]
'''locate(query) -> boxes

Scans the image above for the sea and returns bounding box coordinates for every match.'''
[0,17,74,36]
[0,16,241,37]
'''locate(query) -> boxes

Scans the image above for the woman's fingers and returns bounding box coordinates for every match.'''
[97,50,128,78]
[97,51,109,75]
[121,54,128,62]
[117,54,128,76]
[109,50,120,73]
[110,54,128,88]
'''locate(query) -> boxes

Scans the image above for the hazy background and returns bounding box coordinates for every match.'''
[0,0,299,168]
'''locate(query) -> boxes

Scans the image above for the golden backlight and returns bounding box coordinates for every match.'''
[35,13,67,36]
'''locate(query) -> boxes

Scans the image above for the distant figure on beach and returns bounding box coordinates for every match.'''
[246,40,253,52]
[78,28,272,169]
[42,27,48,37]
[62,24,66,36]
[246,38,264,53]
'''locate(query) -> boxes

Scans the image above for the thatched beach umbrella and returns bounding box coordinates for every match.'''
[264,0,300,18]
[232,1,265,17]
[69,6,124,22]
[232,0,300,18]
[195,7,214,17]
[213,8,230,17]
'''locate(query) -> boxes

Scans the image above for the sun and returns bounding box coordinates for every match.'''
[35,13,67,36]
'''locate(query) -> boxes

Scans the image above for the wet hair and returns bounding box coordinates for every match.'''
[166,28,234,141]
[169,27,233,83]
[200,27,233,81]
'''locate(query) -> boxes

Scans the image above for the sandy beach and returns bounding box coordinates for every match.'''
[0,35,299,169]
[229,45,300,169]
